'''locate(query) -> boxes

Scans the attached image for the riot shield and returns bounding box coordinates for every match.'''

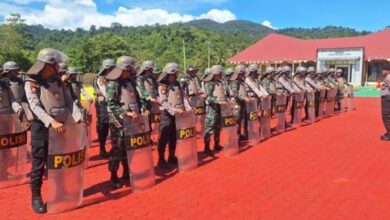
[292,92,304,126]
[306,91,316,123]
[325,88,336,116]
[275,94,287,133]
[0,114,29,189]
[150,102,160,134]
[260,97,271,140]
[246,99,260,145]
[340,88,348,112]
[124,114,155,192]
[190,95,206,135]
[348,85,355,111]
[47,118,87,213]
[220,103,238,157]
[318,89,326,119]
[175,111,198,172]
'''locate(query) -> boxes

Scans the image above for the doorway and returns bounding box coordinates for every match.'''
[335,65,351,82]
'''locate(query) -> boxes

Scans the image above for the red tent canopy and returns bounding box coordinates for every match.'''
[229,29,390,63]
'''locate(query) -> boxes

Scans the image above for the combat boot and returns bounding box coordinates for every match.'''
[110,172,123,189]
[203,135,215,156]
[31,190,46,214]
[167,155,178,165]
[157,158,169,169]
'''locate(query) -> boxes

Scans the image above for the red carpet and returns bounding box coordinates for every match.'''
[1,98,389,220]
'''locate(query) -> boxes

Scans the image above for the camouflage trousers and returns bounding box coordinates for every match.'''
[108,124,128,173]
[204,105,221,149]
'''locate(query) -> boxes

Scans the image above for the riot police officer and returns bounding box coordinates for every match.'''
[203,65,228,156]
[261,66,278,114]
[0,61,26,120]
[67,67,92,103]
[157,63,191,168]
[229,64,250,141]
[105,56,144,188]
[24,48,79,213]
[93,59,115,157]
[380,64,390,141]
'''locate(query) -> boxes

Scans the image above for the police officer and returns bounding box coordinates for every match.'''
[292,66,313,120]
[201,68,211,95]
[67,67,92,103]
[105,56,144,188]
[335,69,347,111]
[261,66,277,114]
[93,59,115,157]
[24,48,78,213]
[157,63,191,168]
[380,64,390,141]
[277,66,300,124]
[305,67,322,117]
[203,65,228,156]
[0,61,26,120]
[229,64,249,141]
[245,64,269,100]
[136,60,159,134]
[181,65,204,107]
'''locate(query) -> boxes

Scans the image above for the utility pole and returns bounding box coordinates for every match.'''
[207,41,211,68]
[183,39,187,72]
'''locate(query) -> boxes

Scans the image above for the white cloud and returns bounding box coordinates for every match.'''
[261,20,278,29]
[199,9,236,23]
[1,0,237,30]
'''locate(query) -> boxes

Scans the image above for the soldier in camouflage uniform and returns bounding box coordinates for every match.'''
[261,66,277,114]
[223,68,234,99]
[203,65,228,156]
[93,59,115,157]
[201,68,211,95]
[229,64,250,141]
[136,60,159,133]
[105,56,144,189]
[157,63,191,168]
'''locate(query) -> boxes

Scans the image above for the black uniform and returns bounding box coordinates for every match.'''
[93,76,110,156]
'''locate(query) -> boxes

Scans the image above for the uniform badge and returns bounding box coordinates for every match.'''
[54,92,60,100]
[140,123,146,132]
[31,86,37,94]
[161,86,168,94]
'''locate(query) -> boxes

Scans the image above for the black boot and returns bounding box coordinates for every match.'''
[167,155,178,165]
[121,161,130,181]
[157,158,169,169]
[99,146,108,158]
[203,135,214,156]
[110,172,123,189]
[214,145,223,152]
[31,190,46,214]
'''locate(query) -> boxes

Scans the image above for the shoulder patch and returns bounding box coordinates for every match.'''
[160,85,168,94]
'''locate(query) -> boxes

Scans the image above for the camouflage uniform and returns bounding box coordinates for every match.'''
[181,65,204,107]
[136,61,159,132]
[203,65,227,156]
[105,56,144,188]
[67,67,92,102]
[229,65,248,140]
[93,59,115,157]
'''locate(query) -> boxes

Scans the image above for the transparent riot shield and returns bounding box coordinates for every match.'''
[325,88,336,116]
[318,89,326,119]
[190,95,206,135]
[175,111,198,172]
[340,88,348,112]
[47,118,87,213]
[150,102,160,134]
[275,94,287,133]
[246,99,260,145]
[260,97,271,140]
[292,92,304,126]
[0,114,29,189]
[348,85,355,111]
[306,91,316,123]
[124,114,155,192]
[220,103,238,157]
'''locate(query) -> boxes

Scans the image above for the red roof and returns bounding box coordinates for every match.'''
[229,29,390,63]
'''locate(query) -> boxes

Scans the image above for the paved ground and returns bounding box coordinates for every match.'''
[1,98,389,220]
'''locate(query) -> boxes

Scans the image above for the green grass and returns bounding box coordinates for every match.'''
[353,87,380,97]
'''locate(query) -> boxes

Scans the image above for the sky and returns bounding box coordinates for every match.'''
[0,0,388,31]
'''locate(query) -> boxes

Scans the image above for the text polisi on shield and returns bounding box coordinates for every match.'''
[0,130,27,150]
[177,127,196,139]
[47,148,87,169]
